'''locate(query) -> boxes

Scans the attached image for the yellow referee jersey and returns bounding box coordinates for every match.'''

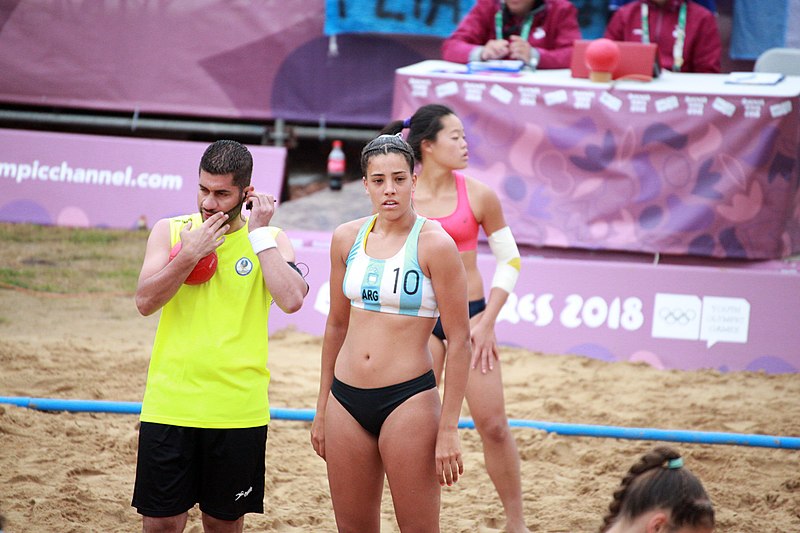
[140,213,278,428]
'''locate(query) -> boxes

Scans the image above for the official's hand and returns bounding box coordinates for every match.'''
[246,191,277,231]
[481,39,509,60]
[508,35,532,63]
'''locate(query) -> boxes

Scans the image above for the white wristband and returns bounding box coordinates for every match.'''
[249,227,277,254]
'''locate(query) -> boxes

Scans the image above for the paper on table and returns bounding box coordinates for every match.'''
[725,72,786,85]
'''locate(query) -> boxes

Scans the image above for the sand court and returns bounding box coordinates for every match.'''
[1,285,798,532]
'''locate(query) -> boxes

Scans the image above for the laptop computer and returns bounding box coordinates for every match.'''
[570,39,660,81]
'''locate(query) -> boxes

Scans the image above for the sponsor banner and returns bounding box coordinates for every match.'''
[271,232,800,373]
[325,0,474,37]
[0,129,286,230]
[323,0,613,40]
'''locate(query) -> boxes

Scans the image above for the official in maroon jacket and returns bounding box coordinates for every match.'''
[604,0,721,73]
[441,0,581,70]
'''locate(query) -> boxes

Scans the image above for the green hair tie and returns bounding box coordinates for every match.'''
[667,457,684,469]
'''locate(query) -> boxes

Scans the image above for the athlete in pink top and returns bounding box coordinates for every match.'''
[381,104,528,533]
[428,171,479,253]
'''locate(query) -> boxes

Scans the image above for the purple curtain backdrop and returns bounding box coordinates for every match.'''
[0,0,439,126]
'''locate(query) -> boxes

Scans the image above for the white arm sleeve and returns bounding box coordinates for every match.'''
[488,226,521,294]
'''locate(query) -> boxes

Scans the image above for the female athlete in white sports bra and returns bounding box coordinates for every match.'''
[311,134,472,533]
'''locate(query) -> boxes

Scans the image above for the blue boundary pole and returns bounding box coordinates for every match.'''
[2,396,798,449]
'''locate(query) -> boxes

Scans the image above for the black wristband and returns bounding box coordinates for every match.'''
[287,261,310,293]
[287,261,302,276]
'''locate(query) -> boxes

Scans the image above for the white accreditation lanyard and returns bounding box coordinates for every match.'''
[495,7,534,41]
[641,1,687,72]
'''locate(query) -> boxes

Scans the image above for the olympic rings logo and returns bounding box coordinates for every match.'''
[658,307,697,326]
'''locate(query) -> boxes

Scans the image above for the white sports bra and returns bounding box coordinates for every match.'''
[342,215,439,318]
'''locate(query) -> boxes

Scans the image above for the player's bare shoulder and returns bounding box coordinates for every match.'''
[331,217,370,252]
[144,217,172,248]
[464,174,500,205]
[463,174,504,226]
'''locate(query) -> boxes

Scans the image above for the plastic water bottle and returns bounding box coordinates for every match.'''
[327,139,345,191]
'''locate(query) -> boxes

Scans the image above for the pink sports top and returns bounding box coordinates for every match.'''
[429,171,479,252]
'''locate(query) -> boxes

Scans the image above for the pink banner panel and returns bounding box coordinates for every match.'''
[392,61,800,260]
[272,231,800,373]
[0,1,440,125]
[0,129,286,229]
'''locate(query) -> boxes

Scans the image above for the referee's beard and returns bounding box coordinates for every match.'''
[223,195,246,223]
[202,191,246,223]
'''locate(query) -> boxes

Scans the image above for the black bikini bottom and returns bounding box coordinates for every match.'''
[431,298,486,341]
[330,369,436,436]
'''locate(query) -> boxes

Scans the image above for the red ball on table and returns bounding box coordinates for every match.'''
[585,38,621,82]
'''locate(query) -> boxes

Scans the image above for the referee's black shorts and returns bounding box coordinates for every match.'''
[132,422,268,520]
